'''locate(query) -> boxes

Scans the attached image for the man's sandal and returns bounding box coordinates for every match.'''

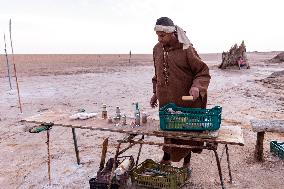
[186,167,192,178]
[183,163,192,177]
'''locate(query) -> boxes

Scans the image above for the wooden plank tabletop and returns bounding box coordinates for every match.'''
[250,119,284,133]
[22,111,244,146]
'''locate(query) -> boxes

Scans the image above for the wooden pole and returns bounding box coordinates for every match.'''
[13,64,23,113]
[129,50,131,63]
[3,33,12,90]
[72,128,80,165]
[9,19,14,58]
[99,138,109,171]
[47,129,51,185]
[9,19,23,113]
[135,135,144,166]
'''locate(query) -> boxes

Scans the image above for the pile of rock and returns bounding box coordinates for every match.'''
[269,52,284,63]
[219,41,249,69]
[259,70,284,90]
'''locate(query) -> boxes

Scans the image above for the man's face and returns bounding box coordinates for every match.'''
[156,31,174,46]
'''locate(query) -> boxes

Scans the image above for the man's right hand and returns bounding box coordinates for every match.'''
[150,94,158,108]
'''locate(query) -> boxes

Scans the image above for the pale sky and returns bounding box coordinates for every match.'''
[0,0,283,54]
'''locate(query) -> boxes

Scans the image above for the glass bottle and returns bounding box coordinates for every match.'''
[102,104,107,119]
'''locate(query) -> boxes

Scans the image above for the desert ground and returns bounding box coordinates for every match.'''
[0,52,283,189]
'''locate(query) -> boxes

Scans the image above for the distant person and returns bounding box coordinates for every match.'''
[150,17,211,168]
[242,51,250,69]
[237,56,249,69]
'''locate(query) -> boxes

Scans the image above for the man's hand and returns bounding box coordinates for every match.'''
[189,87,199,101]
[150,94,158,108]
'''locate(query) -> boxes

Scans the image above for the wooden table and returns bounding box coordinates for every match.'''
[23,112,244,189]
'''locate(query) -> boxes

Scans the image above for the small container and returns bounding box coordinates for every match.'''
[116,106,121,120]
[142,112,147,124]
[113,117,120,124]
[108,116,113,123]
[121,115,127,125]
[102,104,107,119]
[135,112,140,126]
[114,159,131,177]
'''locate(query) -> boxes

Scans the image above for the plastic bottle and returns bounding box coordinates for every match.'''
[114,159,131,178]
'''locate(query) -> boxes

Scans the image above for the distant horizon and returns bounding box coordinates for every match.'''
[0,50,283,55]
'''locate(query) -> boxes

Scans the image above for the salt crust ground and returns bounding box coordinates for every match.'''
[0,52,283,189]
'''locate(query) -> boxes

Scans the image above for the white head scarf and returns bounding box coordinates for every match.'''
[154,25,192,50]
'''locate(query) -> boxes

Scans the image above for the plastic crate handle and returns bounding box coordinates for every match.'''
[182,96,193,101]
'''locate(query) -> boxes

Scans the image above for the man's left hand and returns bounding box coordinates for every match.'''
[189,87,199,100]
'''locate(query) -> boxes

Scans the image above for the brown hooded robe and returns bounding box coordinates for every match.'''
[152,42,211,162]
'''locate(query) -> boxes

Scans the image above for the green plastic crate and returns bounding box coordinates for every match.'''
[270,141,284,160]
[130,159,188,189]
[159,103,222,131]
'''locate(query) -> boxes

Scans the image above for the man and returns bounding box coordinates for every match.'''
[150,17,211,168]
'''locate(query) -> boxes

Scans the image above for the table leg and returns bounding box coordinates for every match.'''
[72,128,80,165]
[225,144,232,183]
[135,135,144,166]
[255,132,265,162]
[213,149,225,189]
